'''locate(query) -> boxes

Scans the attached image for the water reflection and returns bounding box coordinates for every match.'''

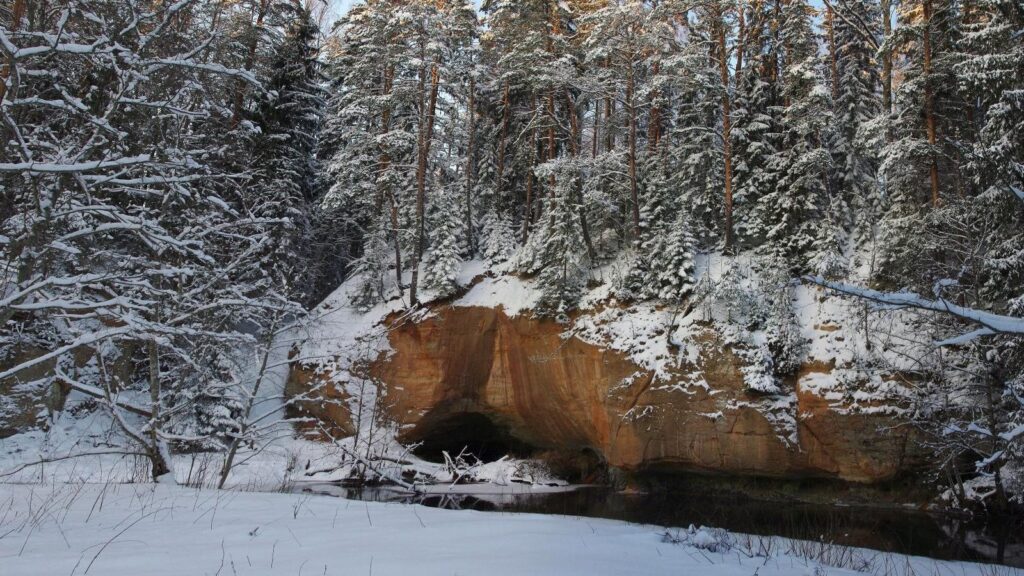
[296,483,1024,568]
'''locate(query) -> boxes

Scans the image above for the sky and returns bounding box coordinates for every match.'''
[325,0,827,26]
[327,0,826,20]
[326,0,481,23]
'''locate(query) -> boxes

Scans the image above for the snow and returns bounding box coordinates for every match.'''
[804,276,1024,338]
[0,155,152,173]
[453,273,542,317]
[1,482,1017,576]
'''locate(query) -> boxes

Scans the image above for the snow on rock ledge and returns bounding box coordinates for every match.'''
[288,266,929,484]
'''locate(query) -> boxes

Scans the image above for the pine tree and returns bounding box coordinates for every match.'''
[877,0,963,283]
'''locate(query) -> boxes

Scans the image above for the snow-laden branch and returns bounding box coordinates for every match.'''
[144,59,263,89]
[0,155,151,173]
[802,276,1024,341]
[0,326,134,381]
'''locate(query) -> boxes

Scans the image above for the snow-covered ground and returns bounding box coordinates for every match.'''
[1,482,1020,576]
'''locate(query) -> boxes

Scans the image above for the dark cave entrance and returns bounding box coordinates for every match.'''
[410,412,536,463]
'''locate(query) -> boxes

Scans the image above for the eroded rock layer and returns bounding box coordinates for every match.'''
[291,306,924,484]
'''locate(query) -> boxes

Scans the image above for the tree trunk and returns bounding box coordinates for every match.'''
[496,81,511,212]
[626,66,640,237]
[465,74,476,254]
[231,0,270,128]
[523,95,540,242]
[546,2,559,198]
[523,159,534,243]
[378,65,404,296]
[547,88,557,196]
[388,192,404,294]
[881,0,893,141]
[0,0,27,103]
[218,325,277,489]
[826,4,839,102]
[716,18,735,253]
[922,0,940,207]
[647,62,660,152]
[735,6,747,85]
[565,91,597,261]
[147,341,171,480]
[409,64,440,306]
[605,57,614,154]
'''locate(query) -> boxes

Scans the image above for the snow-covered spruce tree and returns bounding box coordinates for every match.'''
[831,0,883,242]
[754,0,835,275]
[424,183,465,299]
[533,159,589,318]
[480,209,517,270]
[255,3,327,306]
[956,0,1024,309]
[731,4,781,250]
[470,77,504,257]
[924,0,1024,507]
[761,259,807,378]
[348,223,393,311]
[472,80,517,270]
[623,156,670,299]
[671,43,726,249]
[627,156,696,304]
[654,212,698,304]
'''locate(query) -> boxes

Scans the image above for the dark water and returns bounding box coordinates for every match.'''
[296,483,1024,568]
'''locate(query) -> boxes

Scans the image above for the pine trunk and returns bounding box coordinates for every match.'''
[648,62,660,152]
[231,0,270,128]
[626,66,640,237]
[0,0,27,103]
[717,19,735,253]
[881,0,893,140]
[409,64,440,306]
[496,81,511,210]
[565,91,596,261]
[465,75,476,254]
[826,5,839,102]
[922,0,940,207]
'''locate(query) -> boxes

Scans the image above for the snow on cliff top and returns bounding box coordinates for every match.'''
[454,272,541,317]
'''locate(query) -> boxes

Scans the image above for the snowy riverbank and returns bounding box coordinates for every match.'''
[1,482,1021,576]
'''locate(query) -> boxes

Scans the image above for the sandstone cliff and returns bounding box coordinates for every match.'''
[288,271,927,484]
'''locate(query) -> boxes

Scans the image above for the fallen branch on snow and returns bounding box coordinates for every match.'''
[802,276,1024,344]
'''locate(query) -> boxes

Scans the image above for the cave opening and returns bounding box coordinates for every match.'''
[411,412,536,463]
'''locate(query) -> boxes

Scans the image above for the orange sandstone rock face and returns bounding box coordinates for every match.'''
[294,306,922,484]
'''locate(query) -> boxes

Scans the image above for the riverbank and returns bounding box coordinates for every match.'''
[2,482,1021,576]
[295,481,1024,567]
